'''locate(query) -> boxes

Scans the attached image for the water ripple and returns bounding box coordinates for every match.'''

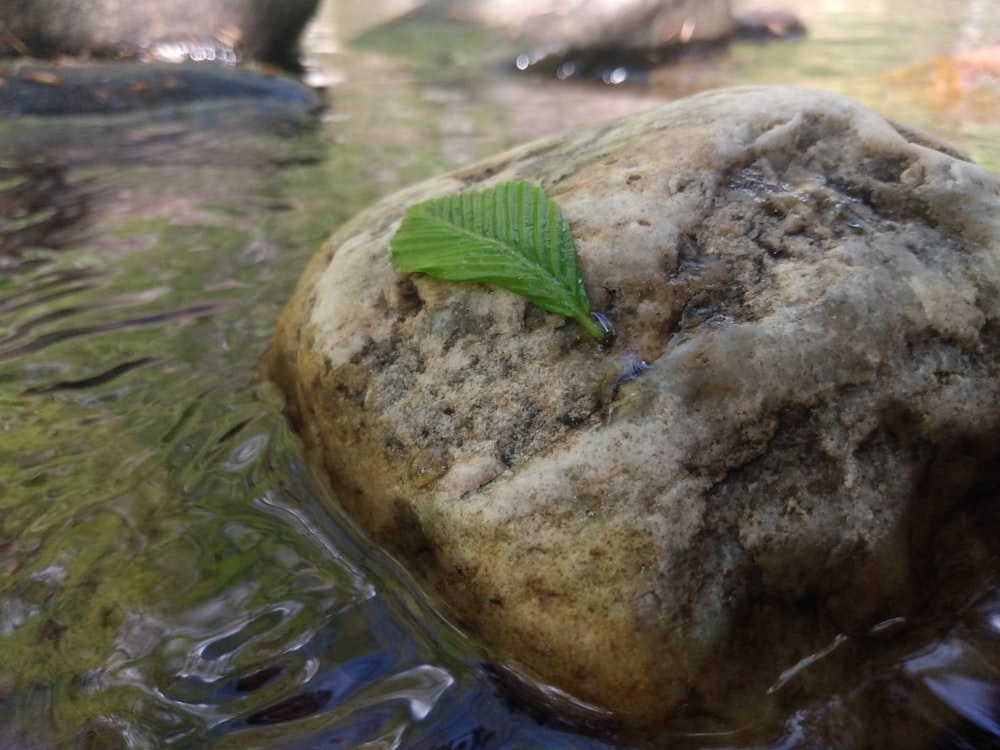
[223,433,269,473]
[0,299,240,361]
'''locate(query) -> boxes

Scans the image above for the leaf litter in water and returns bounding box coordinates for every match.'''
[390,180,607,340]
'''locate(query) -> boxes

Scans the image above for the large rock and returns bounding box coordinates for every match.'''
[267,86,1000,730]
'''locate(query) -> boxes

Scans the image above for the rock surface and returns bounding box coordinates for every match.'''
[268,86,1000,730]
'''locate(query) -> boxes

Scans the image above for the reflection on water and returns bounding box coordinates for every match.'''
[1,0,1000,748]
[0,96,622,749]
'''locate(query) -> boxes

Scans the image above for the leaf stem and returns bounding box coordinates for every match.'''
[579,311,610,341]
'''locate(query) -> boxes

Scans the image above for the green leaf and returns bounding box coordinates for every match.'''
[390,180,606,340]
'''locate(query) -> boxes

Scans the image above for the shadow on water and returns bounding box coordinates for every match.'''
[2,0,1000,748]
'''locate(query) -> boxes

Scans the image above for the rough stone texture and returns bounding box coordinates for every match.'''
[268,86,1000,729]
[0,0,319,69]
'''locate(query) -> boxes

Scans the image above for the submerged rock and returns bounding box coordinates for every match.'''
[886,46,1000,126]
[268,86,1000,731]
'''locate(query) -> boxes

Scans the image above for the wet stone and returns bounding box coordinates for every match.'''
[268,86,1000,731]
[392,0,734,75]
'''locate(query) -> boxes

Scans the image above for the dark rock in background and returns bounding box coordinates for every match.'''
[0,0,320,70]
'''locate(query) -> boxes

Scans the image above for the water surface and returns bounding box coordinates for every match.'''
[2,1,1000,747]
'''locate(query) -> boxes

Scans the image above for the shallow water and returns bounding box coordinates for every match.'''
[1,1,1000,748]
